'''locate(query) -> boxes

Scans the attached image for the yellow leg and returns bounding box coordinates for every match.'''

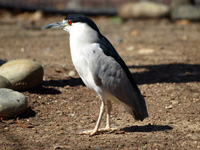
[77,100,105,135]
[77,99,118,135]
[98,100,118,132]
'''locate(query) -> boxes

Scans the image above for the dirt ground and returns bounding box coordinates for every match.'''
[0,11,200,150]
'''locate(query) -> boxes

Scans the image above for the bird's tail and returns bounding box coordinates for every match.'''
[123,100,148,121]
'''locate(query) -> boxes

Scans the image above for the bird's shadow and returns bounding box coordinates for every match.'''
[130,63,200,84]
[121,124,173,133]
[42,77,84,87]
[28,78,84,95]
[28,86,61,95]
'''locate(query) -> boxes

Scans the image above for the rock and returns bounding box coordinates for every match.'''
[30,10,43,23]
[0,75,11,88]
[0,59,44,90]
[118,2,134,19]
[0,88,28,118]
[170,0,190,8]
[68,70,76,77]
[171,5,200,20]
[119,1,170,19]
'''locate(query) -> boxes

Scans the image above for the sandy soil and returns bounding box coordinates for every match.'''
[0,11,200,150]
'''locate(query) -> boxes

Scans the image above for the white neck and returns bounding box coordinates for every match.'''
[68,23,99,47]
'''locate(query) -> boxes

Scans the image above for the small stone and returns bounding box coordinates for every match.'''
[171,100,179,105]
[54,145,64,150]
[0,88,28,118]
[181,35,188,41]
[56,111,63,116]
[130,30,140,36]
[70,113,75,117]
[20,47,25,52]
[126,46,135,51]
[138,49,154,54]
[0,59,44,90]
[68,70,76,77]
[4,127,8,130]
[165,105,173,109]
[0,75,11,88]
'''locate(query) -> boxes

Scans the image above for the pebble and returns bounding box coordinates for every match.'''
[138,49,154,54]
[4,127,9,130]
[126,46,135,51]
[165,105,173,109]
[130,30,140,36]
[171,100,179,105]
[0,88,28,118]
[0,75,11,88]
[0,59,44,90]
[68,70,76,77]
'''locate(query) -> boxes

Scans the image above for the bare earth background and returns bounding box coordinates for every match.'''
[0,12,200,149]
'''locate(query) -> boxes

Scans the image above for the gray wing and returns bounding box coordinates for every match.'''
[88,47,148,121]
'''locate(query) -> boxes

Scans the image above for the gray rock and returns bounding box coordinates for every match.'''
[119,1,170,19]
[0,88,28,118]
[171,5,200,20]
[170,0,190,8]
[0,59,44,90]
[0,75,11,88]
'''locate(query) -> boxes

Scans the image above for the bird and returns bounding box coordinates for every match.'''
[43,14,148,135]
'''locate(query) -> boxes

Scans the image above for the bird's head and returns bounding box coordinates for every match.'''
[43,14,101,39]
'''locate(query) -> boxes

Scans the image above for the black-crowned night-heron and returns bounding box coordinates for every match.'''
[43,14,148,135]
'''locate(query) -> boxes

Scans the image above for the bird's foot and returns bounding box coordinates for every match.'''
[77,127,119,136]
[77,129,98,136]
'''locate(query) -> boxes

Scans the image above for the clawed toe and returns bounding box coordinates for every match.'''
[76,129,98,136]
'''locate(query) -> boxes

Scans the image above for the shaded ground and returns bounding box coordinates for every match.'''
[0,11,200,149]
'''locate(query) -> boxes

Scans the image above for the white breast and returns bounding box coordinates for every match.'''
[69,39,99,90]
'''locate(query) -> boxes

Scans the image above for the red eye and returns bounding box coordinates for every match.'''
[68,20,72,25]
